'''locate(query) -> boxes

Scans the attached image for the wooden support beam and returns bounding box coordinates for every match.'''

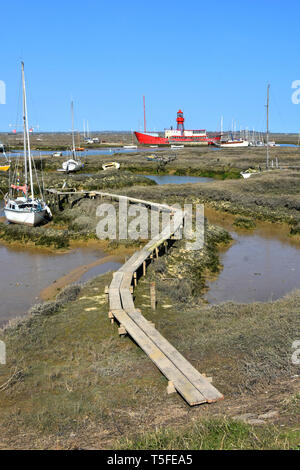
[108,311,114,324]
[202,373,213,384]
[150,282,156,310]
[167,381,176,394]
[143,260,146,276]
[118,324,127,336]
[104,286,109,301]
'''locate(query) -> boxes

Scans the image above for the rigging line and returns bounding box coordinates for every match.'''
[26,77,40,132]
[31,155,43,199]
[269,86,286,130]
[14,71,22,133]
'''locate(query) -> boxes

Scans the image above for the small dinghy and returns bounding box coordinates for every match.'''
[240,168,259,179]
[102,162,120,170]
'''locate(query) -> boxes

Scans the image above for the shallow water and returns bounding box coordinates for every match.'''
[140,174,213,185]
[0,244,121,326]
[6,147,166,158]
[6,145,221,158]
[205,230,300,304]
[204,209,300,304]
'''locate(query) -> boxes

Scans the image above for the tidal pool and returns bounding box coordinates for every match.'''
[0,244,121,326]
[204,209,300,304]
[139,174,213,185]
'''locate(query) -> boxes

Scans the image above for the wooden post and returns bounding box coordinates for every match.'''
[108,311,114,324]
[155,247,159,258]
[104,285,109,302]
[133,271,137,287]
[201,373,213,383]
[143,260,146,276]
[118,324,127,336]
[167,381,176,394]
[150,281,156,310]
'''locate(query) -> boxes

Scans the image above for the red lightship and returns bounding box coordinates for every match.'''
[135,109,221,146]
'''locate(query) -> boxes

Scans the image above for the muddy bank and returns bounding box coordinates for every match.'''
[39,254,123,301]
[0,168,155,196]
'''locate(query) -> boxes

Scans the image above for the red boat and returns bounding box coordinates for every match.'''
[134,110,221,146]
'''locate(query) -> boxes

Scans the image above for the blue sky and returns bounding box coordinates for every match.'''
[1,0,300,132]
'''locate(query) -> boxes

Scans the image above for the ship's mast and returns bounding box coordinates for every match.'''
[21,62,28,198]
[21,62,34,200]
[266,84,270,169]
[71,100,76,159]
[143,96,146,133]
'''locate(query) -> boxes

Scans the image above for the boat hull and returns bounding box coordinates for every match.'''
[215,140,249,148]
[60,159,83,172]
[4,208,48,226]
[134,131,220,146]
[134,132,168,145]
[102,162,120,170]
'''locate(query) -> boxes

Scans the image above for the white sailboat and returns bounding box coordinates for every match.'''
[58,101,83,173]
[240,84,273,179]
[4,62,52,227]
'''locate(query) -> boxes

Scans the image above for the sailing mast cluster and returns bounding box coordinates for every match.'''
[4,62,52,226]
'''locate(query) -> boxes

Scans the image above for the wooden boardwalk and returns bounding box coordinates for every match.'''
[46,188,223,406]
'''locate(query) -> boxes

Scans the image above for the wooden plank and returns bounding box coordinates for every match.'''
[108,272,123,311]
[111,309,207,406]
[109,288,122,311]
[122,306,223,403]
[109,272,124,289]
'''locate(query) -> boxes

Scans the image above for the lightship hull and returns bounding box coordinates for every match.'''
[134,131,220,146]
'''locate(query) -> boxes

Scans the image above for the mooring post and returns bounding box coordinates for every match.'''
[104,285,109,302]
[108,311,114,324]
[167,381,176,394]
[150,281,156,310]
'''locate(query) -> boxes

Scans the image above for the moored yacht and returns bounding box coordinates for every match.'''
[4,62,52,227]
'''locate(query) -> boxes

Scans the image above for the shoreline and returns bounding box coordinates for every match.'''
[39,253,124,301]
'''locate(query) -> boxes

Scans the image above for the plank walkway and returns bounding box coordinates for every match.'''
[47,188,223,406]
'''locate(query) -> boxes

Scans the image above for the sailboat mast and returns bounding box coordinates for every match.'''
[22,62,34,200]
[266,84,270,169]
[21,62,28,198]
[71,100,76,157]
